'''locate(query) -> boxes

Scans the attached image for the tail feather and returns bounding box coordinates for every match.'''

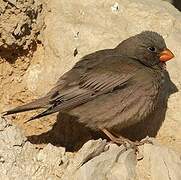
[2,97,50,116]
[24,107,54,123]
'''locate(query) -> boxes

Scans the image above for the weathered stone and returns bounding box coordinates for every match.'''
[137,144,181,180]
[0,117,67,179]
[0,0,45,51]
[0,116,181,179]
[62,141,136,180]
[61,138,107,179]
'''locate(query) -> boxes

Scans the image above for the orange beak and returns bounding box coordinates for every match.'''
[159,48,174,62]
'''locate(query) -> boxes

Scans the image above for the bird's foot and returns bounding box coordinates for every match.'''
[101,128,152,153]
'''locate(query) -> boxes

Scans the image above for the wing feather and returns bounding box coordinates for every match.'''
[4,55,142,121]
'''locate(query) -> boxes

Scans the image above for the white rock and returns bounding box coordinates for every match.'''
[63,139,107,177]
[111,2,120,12]
[137,144,181,180]
[0,116,8,131]
[64,143,136,180]
[36,143,65,165]
[0,117,67,179]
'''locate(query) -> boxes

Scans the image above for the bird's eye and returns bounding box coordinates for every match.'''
[147,47,157,52]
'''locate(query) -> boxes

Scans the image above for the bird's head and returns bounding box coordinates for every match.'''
[115,31,174,68]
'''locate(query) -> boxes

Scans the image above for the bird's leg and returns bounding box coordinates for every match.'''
[101,128,128,148]
[101,128,151,152]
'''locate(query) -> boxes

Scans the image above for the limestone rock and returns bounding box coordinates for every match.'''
[137,144,181,180]
[72,145,137,180]
[62,139,108,178]
[0,0,45,52]
[0,117,66,179]
[0,116,181,179]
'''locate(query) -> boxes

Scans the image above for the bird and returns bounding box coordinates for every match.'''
[2,31,174,147]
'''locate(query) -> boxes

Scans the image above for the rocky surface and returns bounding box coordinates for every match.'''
[0,0,181,179]
[0,117,66,179]
[0,0,45,55]
[0,117,181,179]
[137,143,181,180]
[172,0,181,11]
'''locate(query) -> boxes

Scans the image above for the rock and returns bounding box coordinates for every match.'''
[0,0,45,53]
[62,141,181,180]
[137,144,181,180]
[0,116,181,179]
[36,143,65,165]
[74,146,136,180]
[63,139,107,175]
[71,139,107,168]
[0,116,9,130]
[62,140,137,180]
[0,117,67,179]
[172,0,181,11]
[163,0,173,3]
[0,117,26,147]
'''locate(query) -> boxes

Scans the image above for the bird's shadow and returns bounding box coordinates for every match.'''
[27,113,103,151]
[27,73,178,152]
[173,0,181,11]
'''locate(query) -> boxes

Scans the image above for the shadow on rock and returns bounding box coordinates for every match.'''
[173,0,181,11]
[27,113,104,152]
[0,41,38,63]
[27,72,178,151]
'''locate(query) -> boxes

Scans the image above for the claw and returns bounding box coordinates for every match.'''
[101,128,151,154]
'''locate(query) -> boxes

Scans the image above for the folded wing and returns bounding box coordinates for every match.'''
[3,55,140,121]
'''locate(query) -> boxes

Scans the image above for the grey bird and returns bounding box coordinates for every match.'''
[2,31,175,146]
